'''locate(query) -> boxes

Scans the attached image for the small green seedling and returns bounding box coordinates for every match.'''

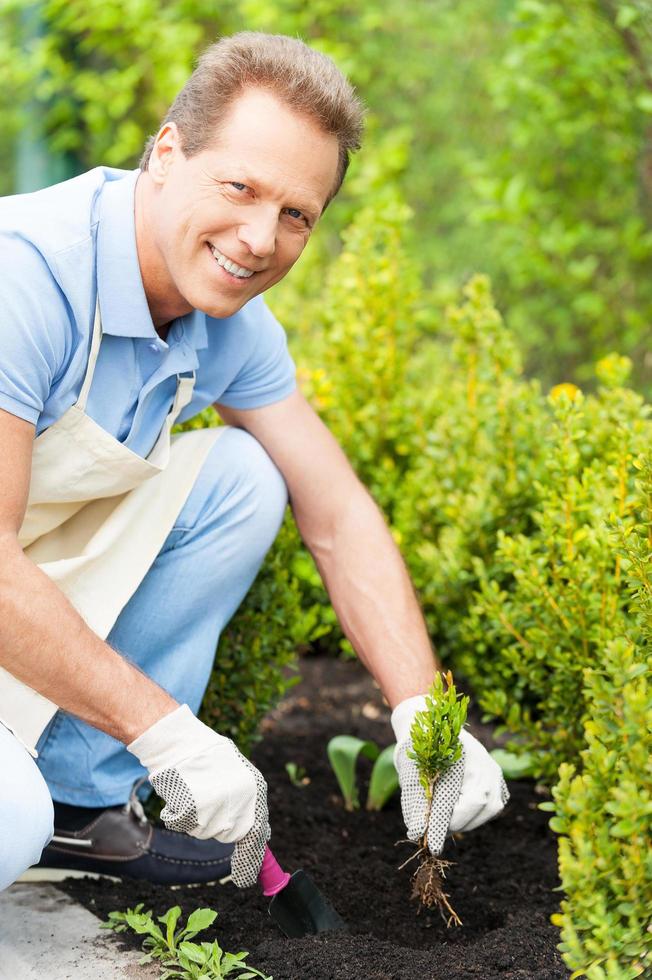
[400,671,469,926]
[285,761,310,787]
[327,735,399,811]
[102,904,272,979]
[160,941,271,980]
[366,744,400,811]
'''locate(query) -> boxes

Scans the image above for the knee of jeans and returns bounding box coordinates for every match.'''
[0,769,54,890]
[219,427,288,521]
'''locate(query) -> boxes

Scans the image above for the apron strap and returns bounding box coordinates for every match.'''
[172,370,197,416]
[77,297,103,412]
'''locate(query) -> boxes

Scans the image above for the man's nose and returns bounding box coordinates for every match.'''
[237,209,277,259]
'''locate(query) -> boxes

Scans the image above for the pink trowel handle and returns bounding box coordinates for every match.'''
[258,845,291,897]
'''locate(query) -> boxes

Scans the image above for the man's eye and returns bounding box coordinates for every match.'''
[285,208,306,222]
[230,182,247,191]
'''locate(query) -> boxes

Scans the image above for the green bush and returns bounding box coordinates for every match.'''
[459,365,652,780]
[393,274,546,657]
[305,191,424,517]
[198,517,303,755]
[381,272,651,783]
[548,634,652,977]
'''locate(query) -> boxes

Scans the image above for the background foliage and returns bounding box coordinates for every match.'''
[3,0,652,387]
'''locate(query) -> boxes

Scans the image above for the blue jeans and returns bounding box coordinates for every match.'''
[34,427,288,806]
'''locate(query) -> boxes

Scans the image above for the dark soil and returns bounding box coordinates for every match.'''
[58,655,568,979]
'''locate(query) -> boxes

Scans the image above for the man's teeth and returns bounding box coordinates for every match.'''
[209,245,254,279]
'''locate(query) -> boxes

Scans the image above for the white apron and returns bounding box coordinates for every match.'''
[0,299,224,755]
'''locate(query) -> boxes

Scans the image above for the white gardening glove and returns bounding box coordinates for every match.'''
[391,694,510,855]
[127,704,270,887]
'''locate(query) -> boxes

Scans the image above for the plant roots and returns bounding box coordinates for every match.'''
[410,854,462,927]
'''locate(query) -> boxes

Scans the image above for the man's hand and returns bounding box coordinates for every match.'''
[127,704,270,887]
[391,694,509,855]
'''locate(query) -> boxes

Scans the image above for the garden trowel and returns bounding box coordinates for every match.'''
[258,845,347,938]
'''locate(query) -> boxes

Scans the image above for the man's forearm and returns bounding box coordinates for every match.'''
[0,535,178,743]
[293,485,441,708]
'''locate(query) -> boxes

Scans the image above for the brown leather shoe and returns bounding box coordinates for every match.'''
[21,781,233,885]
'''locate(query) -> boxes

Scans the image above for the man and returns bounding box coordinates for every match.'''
[0,32,508,892]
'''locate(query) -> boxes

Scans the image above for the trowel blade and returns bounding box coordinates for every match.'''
[268,869,347,938]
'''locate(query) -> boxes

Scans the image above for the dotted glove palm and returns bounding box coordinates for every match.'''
[127,704,270,887]
[391,694,510,855]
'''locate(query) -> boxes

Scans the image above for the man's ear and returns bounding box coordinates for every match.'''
[148,123,181,185]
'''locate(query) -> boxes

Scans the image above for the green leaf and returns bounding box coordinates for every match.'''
[609,819,636,837]
[223,950,250,973]
[366,744,399,810]
[158,906,182,950]
[184,907,218,937]
[326,735,380,810]
[125,913,164,943]
[489,748,535,779]
[548,816,567,834]
[178,941,207,965]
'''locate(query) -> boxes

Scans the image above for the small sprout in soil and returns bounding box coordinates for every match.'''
[366,744,400,811]
[101,903,272,979]
[327,735,399,811]
[285,761,310,786]
[327,735,379,810]
[399,671,469,927]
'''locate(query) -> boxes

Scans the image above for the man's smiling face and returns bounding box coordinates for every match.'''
[140,87,340,325]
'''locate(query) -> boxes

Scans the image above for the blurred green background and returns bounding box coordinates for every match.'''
[2,0,651,389]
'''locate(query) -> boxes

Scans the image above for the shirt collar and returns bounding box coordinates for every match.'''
[173,308,208,352]
[95,169,207,351]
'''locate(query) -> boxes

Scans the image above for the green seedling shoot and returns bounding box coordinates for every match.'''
[102,904,272,979]
[400,671,469,926]
[327,735,399,811]
[327,735,379,810]
[366,744,400,811]
[284,761,310,787]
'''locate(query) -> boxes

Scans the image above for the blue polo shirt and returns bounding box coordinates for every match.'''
[0,167,296,458]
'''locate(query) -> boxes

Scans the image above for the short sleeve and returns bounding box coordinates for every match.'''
[0,236,70,425]
[217,297,296,410]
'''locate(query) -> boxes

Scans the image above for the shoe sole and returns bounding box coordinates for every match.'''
[17,868,233,887]
[17,868,122,883]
